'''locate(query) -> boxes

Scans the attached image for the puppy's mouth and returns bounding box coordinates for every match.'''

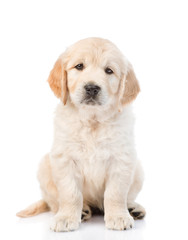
[81,97,101,106]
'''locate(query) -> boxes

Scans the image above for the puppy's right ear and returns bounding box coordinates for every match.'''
[48,58,68,105]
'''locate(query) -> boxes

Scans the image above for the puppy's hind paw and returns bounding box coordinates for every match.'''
[81,204,92,222]
[128,202,146,220]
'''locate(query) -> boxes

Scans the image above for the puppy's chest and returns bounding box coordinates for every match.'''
[69,122,118,163]
[72,123,114,192]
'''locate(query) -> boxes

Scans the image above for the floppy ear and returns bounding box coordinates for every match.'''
[47,58,68,105]
[119,64,140,108]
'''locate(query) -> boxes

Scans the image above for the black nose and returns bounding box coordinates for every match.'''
[84,84,101,97]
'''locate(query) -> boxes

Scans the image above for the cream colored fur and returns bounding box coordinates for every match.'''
[17,38,145,231]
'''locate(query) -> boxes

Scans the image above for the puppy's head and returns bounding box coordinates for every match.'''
[48,38,140,111]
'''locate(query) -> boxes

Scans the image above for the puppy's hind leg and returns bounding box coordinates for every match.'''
[127,161,146,220]
[37,154,59,213]
[17,154,58,217]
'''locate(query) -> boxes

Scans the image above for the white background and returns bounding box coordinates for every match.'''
[0,0,188,239]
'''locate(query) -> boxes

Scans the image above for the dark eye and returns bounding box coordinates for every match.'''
[75,63,84,70]
[105,67,113,74]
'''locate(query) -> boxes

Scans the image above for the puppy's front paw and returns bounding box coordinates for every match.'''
[105,213,134,230]
[50,214,80,232]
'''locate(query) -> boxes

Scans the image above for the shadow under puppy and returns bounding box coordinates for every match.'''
[17,37,146,231]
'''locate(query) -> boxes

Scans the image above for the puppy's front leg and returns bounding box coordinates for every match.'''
[104,159,135,230]
[50,154,83,232]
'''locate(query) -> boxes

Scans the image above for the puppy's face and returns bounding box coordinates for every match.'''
[48,38,140,111]
[66,39,123,108]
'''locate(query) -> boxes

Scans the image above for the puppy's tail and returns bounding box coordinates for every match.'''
[16,200,49,218]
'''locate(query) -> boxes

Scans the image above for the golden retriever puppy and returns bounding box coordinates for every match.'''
[17,37,145,231]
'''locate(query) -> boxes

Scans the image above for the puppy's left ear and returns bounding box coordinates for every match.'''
[119,63,140,108]
[48,57,68,105]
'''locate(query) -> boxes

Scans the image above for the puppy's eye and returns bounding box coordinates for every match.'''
[75,63,84,70]
[105,67,113,74]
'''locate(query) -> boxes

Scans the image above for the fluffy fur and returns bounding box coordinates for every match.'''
[17,37,145,231]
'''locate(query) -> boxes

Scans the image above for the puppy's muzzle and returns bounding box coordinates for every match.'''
[84,84,101,98]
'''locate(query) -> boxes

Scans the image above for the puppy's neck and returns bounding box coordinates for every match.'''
[63,100,122,125]
[78,105,119,124]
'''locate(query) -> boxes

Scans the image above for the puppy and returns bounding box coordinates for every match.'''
[17,37,145,231]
